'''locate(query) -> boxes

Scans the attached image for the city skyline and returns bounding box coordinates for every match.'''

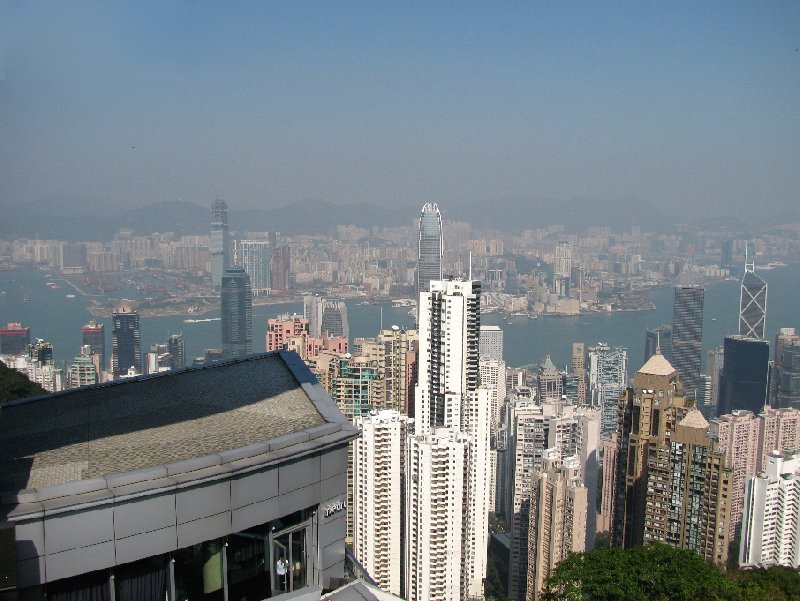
[2,2,799,225]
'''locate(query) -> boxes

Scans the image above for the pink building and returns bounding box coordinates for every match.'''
[709,410,759,541]
[266,314,308,352]
[758,406,800,472]
[598,434,617,534]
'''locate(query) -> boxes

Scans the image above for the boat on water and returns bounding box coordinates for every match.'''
[183,317,221,324]
[66,294,76,299]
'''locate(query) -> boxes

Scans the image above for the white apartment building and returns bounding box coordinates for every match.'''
[740,450,800,569]
[480,356,507,438]
[352,410,410,596]
[407,278,491,601]
[406,429,470,601]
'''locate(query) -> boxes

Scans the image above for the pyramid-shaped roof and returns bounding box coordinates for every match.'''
[638,351,677,377]
[678,408,709,430]
[541,354,558,373]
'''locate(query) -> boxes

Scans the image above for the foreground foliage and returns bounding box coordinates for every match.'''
[0,359,46,404]
[539,543,800,601]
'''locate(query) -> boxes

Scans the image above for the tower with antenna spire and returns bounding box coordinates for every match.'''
[739,242,767,340]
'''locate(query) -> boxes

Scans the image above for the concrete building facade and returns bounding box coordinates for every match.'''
[0,352,358,600]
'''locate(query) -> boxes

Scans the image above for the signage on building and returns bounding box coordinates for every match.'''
[323,499,347,518]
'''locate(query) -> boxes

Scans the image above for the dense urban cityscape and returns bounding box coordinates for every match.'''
[0,197,799,600]
[2,2,799,600]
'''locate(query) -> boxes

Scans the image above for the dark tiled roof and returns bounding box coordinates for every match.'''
[0,353,326,491]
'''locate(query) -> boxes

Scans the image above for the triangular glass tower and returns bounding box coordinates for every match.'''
[739,244,767,340]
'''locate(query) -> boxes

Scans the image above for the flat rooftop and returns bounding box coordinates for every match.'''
[0,352,328,492]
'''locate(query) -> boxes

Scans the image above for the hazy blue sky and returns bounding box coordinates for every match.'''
[1,1,798,219]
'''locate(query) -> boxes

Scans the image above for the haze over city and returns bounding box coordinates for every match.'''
[3,3,800,600]
[2,1,799,225]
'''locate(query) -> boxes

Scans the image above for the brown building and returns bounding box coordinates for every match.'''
[612,351,731,564]
[525,451,588,601]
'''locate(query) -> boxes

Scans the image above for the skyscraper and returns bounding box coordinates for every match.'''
[644,324,672,364]
[721,238,734,270]
[416,279,480,433]
[506,397,599,600]
[321,300,349,341]
[239,240,271,296]
[81,320,106,374]
[271,244,292,291]
[776,340,800,410]
[587,343,627,436]
[0,322,31,356]
[773,328,800,407]
[571,342,587,405]
[613,352,731,564]
[111,301,141,379]
[167,333,185,370]
[479,324,504,362]
[68,350,98,388]
[740,450,800,569]
[416,203,443,295]
[526,451,588,601]
[719,335,770,416]
[671,285,704,402]
[709,410,760,542]
[739,253,767,340]
[210,198,230,290]
[706,345,725,410]
[351,409,409,595]
[221,267,253,359]
[408,278,491,601]
[304,295,324,338]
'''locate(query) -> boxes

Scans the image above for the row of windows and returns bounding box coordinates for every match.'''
[15,509,314,601]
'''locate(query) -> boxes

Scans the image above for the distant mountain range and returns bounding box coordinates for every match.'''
[1,196,796,241]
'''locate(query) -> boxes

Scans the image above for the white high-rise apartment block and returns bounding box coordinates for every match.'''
[239,240,271,296]
[479,325,504,362]
[406,430,470,601]
[352,410,409,596]
[740,450,800,569]
[480,356,507,438]
[588,343,628,436]
[415,279,481,435]
[407,278,491,601]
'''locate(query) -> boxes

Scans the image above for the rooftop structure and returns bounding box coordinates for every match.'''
[0,352,358,598]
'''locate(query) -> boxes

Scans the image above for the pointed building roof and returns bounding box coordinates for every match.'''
[678,408,709,430]
[637,350,677,377]
[541,354,558,373]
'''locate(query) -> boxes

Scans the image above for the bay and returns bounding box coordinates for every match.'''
[0,265,797,379]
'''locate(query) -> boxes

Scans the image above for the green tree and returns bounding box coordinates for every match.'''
[540,543,739,601]
[732,565,800,601]
[0,360,46,404]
